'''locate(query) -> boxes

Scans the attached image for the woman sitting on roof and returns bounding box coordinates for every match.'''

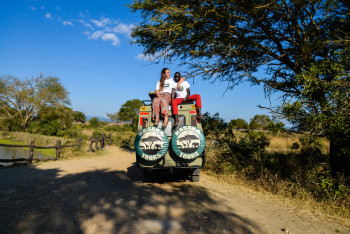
[152,68,174,127]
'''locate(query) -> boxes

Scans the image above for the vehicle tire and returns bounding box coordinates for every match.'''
[191,169,200,182]
[171,126,205,160]
[135,127,169,161]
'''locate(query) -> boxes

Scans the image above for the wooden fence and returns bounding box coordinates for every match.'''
[88,133,112,152]
[0,139,81,164]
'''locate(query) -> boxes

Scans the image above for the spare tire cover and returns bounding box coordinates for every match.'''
[135,127,169,161]
[171,126,205,160]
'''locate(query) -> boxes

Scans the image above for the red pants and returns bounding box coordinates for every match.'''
[172,94,202,115]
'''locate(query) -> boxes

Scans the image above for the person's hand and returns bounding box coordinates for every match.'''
[182,97,187,102]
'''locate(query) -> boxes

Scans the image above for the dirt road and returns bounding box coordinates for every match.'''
[0,146,348,234]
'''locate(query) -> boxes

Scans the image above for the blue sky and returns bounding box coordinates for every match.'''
[0,0,281,124]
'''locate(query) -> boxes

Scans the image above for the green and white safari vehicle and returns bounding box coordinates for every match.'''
[134,91,206,182]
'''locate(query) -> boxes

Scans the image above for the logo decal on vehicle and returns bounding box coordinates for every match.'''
[171,126,205,160]
[135,127,169,161]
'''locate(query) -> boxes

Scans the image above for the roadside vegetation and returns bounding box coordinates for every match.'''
[202,112,350,224]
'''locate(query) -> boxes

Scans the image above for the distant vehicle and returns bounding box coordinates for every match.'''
[134,91,206,182]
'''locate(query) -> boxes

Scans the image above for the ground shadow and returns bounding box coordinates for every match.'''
[0,163,261,233]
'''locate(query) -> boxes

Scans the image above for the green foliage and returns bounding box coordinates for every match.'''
[118,99,142,123]
[229,118,248,129]
[104,124,134,132]
[113,131,136,149]
[0,75,70,129]
[28,106,75,136]
[106,112,119,123]
[89,117,99,128]
[249,115,272,130]
[92,130,104,139]
[202,112,227,139]
[267,121,285,135]
[129,0,350,177]
[57,125,82,139]
[73,111,86,123]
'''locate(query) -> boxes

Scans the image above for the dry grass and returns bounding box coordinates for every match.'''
[204,131,349,227]
[0,131,84,159]
[202,169,350,227]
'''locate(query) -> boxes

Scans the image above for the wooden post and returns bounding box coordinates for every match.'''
[56,140,61,159]
[88,137,94,152]
[109,133,112,146]
[101,133,106,149]
[29,140,35,164]
[95,136,99,150]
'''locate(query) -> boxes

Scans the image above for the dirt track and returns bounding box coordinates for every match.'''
[0,146,348,234]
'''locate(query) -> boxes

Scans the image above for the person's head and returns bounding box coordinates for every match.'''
[160,68,170,91]
[174,72,181,82]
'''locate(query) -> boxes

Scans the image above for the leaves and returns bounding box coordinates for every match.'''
[0,75,70,129]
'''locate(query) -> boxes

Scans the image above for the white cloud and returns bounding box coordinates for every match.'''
[101,33,120,46]
[90,30,104,40]
[39,9,133,47]
[88,31,120,46]
[91,17,111,28]
[45,13,52,19]
[112,23,134,35]
[30,6,36,11]
[63,21,73,26]
[78,19,94,30]
[135,53,157,61]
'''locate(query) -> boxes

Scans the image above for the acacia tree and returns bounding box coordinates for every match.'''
[106,112,120,123]
[229,118,249,130]
[0,75,70,129]
[118,99,143,122]
[129,0,350,177]
[249,115,272,130]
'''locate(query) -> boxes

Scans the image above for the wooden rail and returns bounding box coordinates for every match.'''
[0,138,82,163]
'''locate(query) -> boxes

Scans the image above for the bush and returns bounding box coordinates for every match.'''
[104,124,133,132]
[113,131,136,149]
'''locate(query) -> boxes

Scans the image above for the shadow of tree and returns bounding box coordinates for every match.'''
[0,163,260,233]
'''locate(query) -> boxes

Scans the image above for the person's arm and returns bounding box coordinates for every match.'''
[155,89,161,98]
[183,88,190,102]
[171,88,175,103]
[177,77,186,90]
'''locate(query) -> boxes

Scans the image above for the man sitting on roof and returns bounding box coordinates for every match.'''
[171,72,204,127]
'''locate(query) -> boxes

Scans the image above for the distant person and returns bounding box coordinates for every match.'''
[152,68,174,127]
[172,72,203,126]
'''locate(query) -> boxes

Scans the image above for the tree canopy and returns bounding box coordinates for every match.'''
[106,112,120,123]
[129,0,350,176]
[229,118,249,130]
[118,99,143,123]
[249,114,272,130]
[73,111,86,123]
[0,75,70,129]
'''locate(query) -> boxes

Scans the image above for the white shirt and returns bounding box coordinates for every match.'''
[173,79,190,98]
[155,79,174,93]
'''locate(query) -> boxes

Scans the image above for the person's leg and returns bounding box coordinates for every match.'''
[152,97,161,125]
[188,94,203,119]
[172,98,183,126]
[160,93,171,127]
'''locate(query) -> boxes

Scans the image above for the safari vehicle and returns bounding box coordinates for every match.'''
[134,91,206,182]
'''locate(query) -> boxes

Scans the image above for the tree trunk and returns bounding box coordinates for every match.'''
[329,135,350,181]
